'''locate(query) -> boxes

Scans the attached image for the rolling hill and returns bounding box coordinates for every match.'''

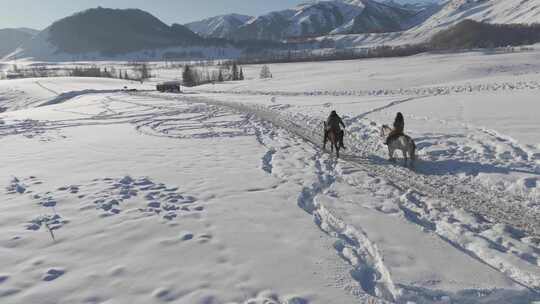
[0,28,38,58]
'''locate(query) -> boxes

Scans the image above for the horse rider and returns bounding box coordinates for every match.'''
[386,112,405,145]
[325,110,346,149]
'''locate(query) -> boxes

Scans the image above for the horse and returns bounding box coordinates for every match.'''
[323,122,341,158]
[381,125,416,167]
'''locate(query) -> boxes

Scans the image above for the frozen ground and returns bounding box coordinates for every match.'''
[0,49,539,303]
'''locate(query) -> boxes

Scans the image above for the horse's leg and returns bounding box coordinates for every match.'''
[402,148,408,166]
[323,131,328,150]
[388,146,395,162]
[409,146,416,168]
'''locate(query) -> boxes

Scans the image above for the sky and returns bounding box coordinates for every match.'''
[0,0,306,30]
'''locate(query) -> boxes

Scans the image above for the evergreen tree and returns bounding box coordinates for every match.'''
[138,63,151,83]
[218,69,224,82]
[239,68,244,80]
[182,65,196,87]
[231,62,239,81]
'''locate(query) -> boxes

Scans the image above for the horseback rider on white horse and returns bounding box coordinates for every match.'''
[382,112,416,167]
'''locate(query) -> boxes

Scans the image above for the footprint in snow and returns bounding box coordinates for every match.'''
[42,268,65,281]
[180,232,194,241]
[0,274,8,284]
[197,234,212,244]
[241,291,309,304]
[152,288,179,302]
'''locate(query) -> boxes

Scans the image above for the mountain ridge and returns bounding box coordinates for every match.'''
[186,0,424,41]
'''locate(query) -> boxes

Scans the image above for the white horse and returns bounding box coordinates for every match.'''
[381,125,416,168]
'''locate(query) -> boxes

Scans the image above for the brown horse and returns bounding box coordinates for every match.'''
[323,122,340,158]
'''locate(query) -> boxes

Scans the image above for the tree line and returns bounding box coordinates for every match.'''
[2,63,153,82]
[430,20,540,50]
[182,62,245,87]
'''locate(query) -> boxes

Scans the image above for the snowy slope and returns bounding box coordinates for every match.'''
[185,14,253,39]
[0,77,149,112]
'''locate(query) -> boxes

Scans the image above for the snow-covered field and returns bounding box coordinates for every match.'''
[1,49,539,303]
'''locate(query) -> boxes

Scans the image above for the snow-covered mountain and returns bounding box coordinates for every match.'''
[0,28,38,58]
[185,14,253,39]
[382,0,444,11]
[402,0,540,43]
[306,0,540,49]
[185,0,422,41]
[5,0,540,61]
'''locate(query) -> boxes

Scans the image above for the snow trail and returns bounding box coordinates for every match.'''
[194,79,540,98]
[143,92,539,237]
[242,103,539,301]
[2,90,538,301]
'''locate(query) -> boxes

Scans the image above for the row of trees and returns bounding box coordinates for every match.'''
[70,63,152,82]
[1,63,153,82]
[430,20,540,49]
[182,62,245,87]
[235,44,429,65]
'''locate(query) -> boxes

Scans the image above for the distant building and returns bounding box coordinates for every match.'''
[5,72,23,80]
[156,81,181,93]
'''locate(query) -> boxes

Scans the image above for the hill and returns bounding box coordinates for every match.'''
[4,7,223,60]
[0,28,37,58]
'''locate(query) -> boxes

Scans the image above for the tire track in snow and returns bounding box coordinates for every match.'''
[194,79,540,98]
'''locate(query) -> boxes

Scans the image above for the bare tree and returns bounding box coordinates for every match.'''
[260,65,272,79]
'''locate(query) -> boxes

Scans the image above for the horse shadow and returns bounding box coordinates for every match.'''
[415,158,540,176]
[346,153,540,179]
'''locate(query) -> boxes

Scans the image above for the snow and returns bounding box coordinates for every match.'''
[0,77,149,112]
[1,48,540,303]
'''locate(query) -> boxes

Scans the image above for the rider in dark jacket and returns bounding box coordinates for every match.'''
[325,110,346,149]
[386,112,404,144]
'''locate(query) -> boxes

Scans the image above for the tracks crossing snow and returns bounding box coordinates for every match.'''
[129,92,539,300]
[142,92,540,237]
